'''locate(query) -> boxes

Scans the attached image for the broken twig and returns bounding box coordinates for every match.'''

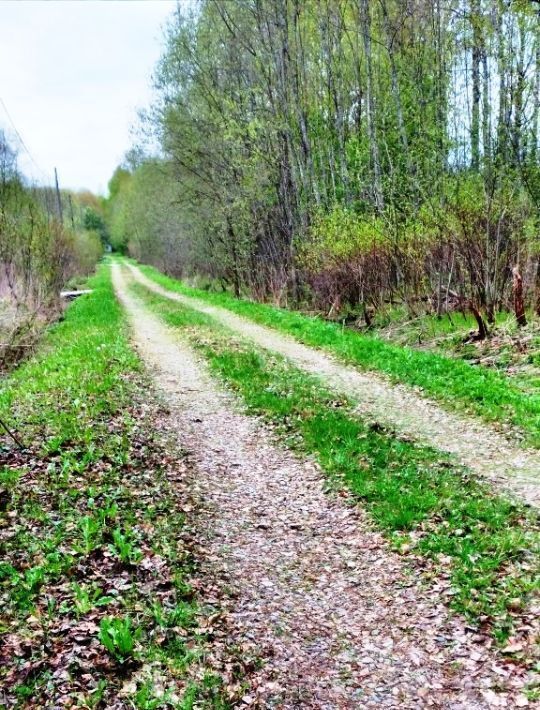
[0,416,25,450]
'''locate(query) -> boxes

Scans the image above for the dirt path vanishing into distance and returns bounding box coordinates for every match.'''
[127,262,540,509]
[112,262,533,708]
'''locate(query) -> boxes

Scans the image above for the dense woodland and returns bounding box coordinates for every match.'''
[107,0,540,332]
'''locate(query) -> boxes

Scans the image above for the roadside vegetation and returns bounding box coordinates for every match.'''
[133,263,540,449]
[0,266,230,708]
[129,278,540,662]
[0,131,104,372]
[374,310,540,397]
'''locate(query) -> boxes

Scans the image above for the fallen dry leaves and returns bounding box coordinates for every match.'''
[0,381,241,708]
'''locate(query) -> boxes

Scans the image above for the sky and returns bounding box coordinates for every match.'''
[0,0,178,195]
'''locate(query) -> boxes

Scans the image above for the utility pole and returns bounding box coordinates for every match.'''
[54,167,63,222]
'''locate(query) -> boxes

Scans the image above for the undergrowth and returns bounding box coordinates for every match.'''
[0,266,229,708]
[375,309,540,396]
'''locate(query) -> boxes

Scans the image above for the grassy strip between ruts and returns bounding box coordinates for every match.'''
[130,279,540,662]
[134,261,540,449]
[0,264,232,709]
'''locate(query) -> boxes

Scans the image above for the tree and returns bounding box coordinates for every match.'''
[83,207,109,245]
[106,0,540,327]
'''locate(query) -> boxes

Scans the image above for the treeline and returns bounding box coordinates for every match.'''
[0,131,104,313]
[108,0,540,331]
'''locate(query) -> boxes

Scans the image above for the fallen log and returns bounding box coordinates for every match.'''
[60,290,93,300]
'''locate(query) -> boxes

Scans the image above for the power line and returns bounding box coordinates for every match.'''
[0,96,51,183]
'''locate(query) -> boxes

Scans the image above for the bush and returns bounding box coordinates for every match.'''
[299,176,540,322]
[73,230,103,276]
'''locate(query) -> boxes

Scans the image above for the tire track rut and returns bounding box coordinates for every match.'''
[127,262,540,509]
[113,263,531,708]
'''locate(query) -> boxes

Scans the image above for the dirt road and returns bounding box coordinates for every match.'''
[127,262,540,509]
[112,262,532,708]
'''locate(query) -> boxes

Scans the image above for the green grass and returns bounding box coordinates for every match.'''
[134,260,540,448]
[0,264,229,708]
[132,280,540,648]
[375,307,509,344]
[373,308,540,397]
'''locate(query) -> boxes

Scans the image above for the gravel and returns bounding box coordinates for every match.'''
[112,263,534,708]
[128,263,540,509]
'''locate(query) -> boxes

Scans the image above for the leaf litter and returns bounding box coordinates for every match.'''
[0,272,238,708]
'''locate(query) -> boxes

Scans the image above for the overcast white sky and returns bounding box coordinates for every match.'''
[0,0,177,194]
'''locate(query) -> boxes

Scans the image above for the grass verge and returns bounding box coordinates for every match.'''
[0,265,230,709]
[134,261,540,448]
[131,280,540,658]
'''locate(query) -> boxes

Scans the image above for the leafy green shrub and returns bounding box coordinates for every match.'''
[77,515,101,554]
[304,206,390,267]
[72,583,113,617]
[98,616,140,661]
[74,229,103,275]
[111,527,142,565]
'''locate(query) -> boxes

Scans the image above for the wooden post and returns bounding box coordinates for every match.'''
[68,194,75,229]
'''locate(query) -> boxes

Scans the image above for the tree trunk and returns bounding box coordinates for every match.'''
[227,217,241,298]
[495,2,509,164]
[513,16,526,165]
[470,0,481,171]
[359,0,384,212]
[470,301,489,340]
[481,50,491,173]
[380,0,412,174]
[512,266,527,327]
[532,34,540,162]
